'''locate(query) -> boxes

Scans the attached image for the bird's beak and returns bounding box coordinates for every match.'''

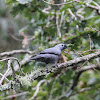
[66,44,73,47]
[64,44,67,49]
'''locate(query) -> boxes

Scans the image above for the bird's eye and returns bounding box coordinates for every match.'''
[62,45,64,46]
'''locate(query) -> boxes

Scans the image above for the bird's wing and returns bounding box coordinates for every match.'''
[39,47,61,55]
[30,54,59,64]
[30,54,47,60]
[30,54,50,62]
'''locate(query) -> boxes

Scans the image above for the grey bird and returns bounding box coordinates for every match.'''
[29,44,67,64]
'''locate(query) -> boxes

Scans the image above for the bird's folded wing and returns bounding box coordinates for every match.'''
[39,47,61,55]
[30,54,50,62]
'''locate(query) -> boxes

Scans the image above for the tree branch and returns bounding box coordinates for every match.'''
[0,51,100,91]
[0,50,34,58]
[5,50,100,78]
[42,0,79,6]
[57,64,100,99]
[1,91,28,100]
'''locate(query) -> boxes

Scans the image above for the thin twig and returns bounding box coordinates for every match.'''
[0,57,22,76]
[65,49,100,55]
[71,87,91,96]
[1,91,28,100]
[6,55,32,77]
[59,0,66,28]
[57,72,81,100]
[68,8,77,20]
[0,50,34,58]
[0,73,9,82]
[48,73,62,100]
[42,6,55,14]
[88,34,92,50]
[56,12,61,37]
[10,60,16,80]
[10,33,35,41]
[77,61,87,70]
[60,11,65,28]
[0,60,11,85]
[76,64,100,73]
[29,79,46,100]
[92,1,100,9]
[42,0,79,6]
[73,49,100,76]
[87,61,100,77]
[85,3,99,10]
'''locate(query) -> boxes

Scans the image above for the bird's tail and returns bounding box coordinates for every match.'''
[26,55,36,63]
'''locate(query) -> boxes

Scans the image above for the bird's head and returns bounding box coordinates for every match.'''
[55,44,67,51]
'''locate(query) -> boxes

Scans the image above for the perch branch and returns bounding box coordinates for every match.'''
[6,51,100,78]
[0,53,100,91]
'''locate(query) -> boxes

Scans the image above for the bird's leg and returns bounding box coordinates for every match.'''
[46,64,48,69]
[54,62,59,68]
[56,63,58,67]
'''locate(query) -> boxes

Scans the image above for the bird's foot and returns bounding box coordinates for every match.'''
[55,63,59,68]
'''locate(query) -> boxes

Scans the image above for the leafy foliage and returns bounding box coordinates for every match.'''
[0,0,100,99]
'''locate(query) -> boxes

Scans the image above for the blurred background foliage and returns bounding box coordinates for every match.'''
[0,0,100,100]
